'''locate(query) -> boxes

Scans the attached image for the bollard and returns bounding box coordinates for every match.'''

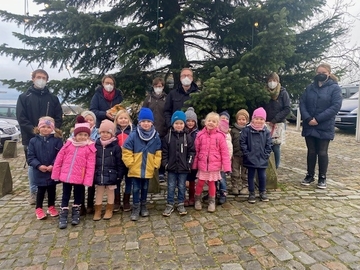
[2,140,18,158]
[0,161,13,197]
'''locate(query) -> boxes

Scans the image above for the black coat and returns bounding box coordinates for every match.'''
[27,134,63,186]
[240,125,272,169]
[90,86,123,127]
[163,82,199,128]
[143,91,167,137]
[16,86,63,146]
[161,129,195,173]
[263,87,291,124]
[94,139,126,186]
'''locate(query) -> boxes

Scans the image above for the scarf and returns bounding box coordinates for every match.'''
[68,137,94,147]
[137,125,156,141]
[234,123,245,130]
[100,137,117,147]
[268,83,281,100]
[250,122,265,131]
[103,88,115,102]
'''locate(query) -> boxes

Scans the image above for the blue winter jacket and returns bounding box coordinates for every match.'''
[27,134,63,186]
[299,79,342,140]
[90,86,123,127]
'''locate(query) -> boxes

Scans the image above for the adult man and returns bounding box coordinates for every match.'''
[164,68,199,128]
[16,69,63,204]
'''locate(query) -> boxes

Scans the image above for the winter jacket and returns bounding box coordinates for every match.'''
[161,128,195,173]
[16,85,63,146]
[192,127,231,172]
[116,124,134,147]
[51,140,96,187]
[224,132,233,158]
[230,124,245,157]
[263,87,291,124]
[27,134,63,186]
[90,86,123,127]
[185,126,199,141]
[240,125,272,169]
[142,91,168,137]
[122,127,162,179]
[93,139,126,186]
[163,82,199,128]
[300,79,342,140]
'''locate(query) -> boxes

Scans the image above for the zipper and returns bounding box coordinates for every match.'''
[66,147,79,183]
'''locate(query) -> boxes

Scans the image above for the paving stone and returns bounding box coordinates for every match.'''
[125,241,139,250]
[269,247,293,261]
[293,251,316,264]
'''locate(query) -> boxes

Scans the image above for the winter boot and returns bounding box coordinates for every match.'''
[208,196,216,213]
[71,206,81,226]
[58,208,69,229]
[113,193,121,212]
[123,193,131,212]
[80,204,87,216]
[86,186,95,214]
[140,201,149,217]
[103,204,114,220]
[93,204,102,221]
[130,203,140,221]
[194,195,202,210]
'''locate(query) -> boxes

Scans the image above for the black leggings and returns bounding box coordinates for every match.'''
[61,183,84,208]
[36,185,56,209]
[305,136,330,176]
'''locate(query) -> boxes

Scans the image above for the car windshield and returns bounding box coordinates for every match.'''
[349,92,359,99]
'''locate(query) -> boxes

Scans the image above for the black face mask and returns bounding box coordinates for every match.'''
[314,73,328,82]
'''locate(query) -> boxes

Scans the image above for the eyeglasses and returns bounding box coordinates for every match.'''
[180,74,193,78]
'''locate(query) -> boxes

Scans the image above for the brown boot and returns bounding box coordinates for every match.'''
[103,204,114,220]
[123,193,131,212]
[208,196,216,213]
[194,195,202,210]
[113,193,121,212]
[93,204,102,221]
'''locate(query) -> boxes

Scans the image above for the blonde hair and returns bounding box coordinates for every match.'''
[114,109,133,131]
[316,63,338,82]
[204,112,220,126]
[33,116,62,138]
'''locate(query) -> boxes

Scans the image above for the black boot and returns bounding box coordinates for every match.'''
[86,186,95,214]
[301,173,314,186]
[130,203,140,221]
[140,201,149,217]
[59,208,69,229]
[317,175,327,189]
[71,206,81,226]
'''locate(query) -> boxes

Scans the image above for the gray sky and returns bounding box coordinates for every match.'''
[0,0,360,84]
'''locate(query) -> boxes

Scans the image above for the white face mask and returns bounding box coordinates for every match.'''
[181,77,192,86]
[268,81,278,89]
[104,84,114,92]
[154,87,163,95]
[34,79,46,89]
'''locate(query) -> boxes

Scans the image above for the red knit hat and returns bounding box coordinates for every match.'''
[74,115,91,136]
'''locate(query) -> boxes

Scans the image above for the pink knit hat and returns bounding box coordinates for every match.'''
[74,115,91,136]
[252,107,267,120]
[99,119,115,136]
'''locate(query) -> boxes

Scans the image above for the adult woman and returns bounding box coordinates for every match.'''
[299,63,342,189]
[90,75,123,127]
[263,72,290,169]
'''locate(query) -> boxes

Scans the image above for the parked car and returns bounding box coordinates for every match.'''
[0,119,21,151]
[335,91,358,131]
[0,100,19,130]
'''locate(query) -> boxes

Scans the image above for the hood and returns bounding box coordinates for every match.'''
[28,85,50,96]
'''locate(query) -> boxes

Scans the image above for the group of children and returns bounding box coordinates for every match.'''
[28,104,272,228]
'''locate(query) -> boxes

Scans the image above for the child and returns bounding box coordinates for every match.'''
[184,107,199,206]
[162,111,195,216]
[52,116,96,229]
[122,108,162,221]
[230,109,249,195]
[93,120,126,221]
[114,109,134,212]
[27,117,63,220]
[192,112,231,212]
[240,107,272,203]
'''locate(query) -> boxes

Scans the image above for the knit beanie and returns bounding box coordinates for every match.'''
[236,109,249,122]
[219,110,230,120]
[38,118,55,131]
[99,119,115,136]
[81,110,97,124]
[74,115,91,136]
[219,119,229,133]
[252,107,267,120]
[171,111,186,125]
[185,107,198,124]
[138,107,154,123]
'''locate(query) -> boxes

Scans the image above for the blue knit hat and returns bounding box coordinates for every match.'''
[138,107,154,123]
[171,111,186,125]
[219,110,230,120]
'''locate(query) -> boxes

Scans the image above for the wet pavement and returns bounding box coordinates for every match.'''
[1,124,360,270]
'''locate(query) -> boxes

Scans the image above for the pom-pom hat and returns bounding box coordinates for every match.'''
[99,119,115,136]
[171,111,186,125]
[138,107,154,123]
[185,107,198,124]
[74,115,91,136]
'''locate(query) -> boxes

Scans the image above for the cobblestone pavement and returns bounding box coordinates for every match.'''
[1,125,360,270]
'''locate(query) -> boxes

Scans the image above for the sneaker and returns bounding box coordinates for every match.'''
[47,206,59,217]
[162,204,174,217]
[35,208,47,220]
[317,175,327,189]
[301,174,315,186]
[177,203,187,215]
[259,192,269,202]
[159,174,165,183]
[28,193,37,205]
[248,192,256,204]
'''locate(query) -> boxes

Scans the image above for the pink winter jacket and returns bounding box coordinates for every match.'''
[192,127,231,172]
[51,140,96,187]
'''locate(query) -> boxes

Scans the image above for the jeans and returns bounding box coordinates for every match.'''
[271,144,281,169]
[167,172,187,205]
[247,167,266,193]
[132,178,149,204]
[305,136,330,176]
[28,166,37,194]
[218,171,227,195]
[61,182,84,208]
[124,175,132,194]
